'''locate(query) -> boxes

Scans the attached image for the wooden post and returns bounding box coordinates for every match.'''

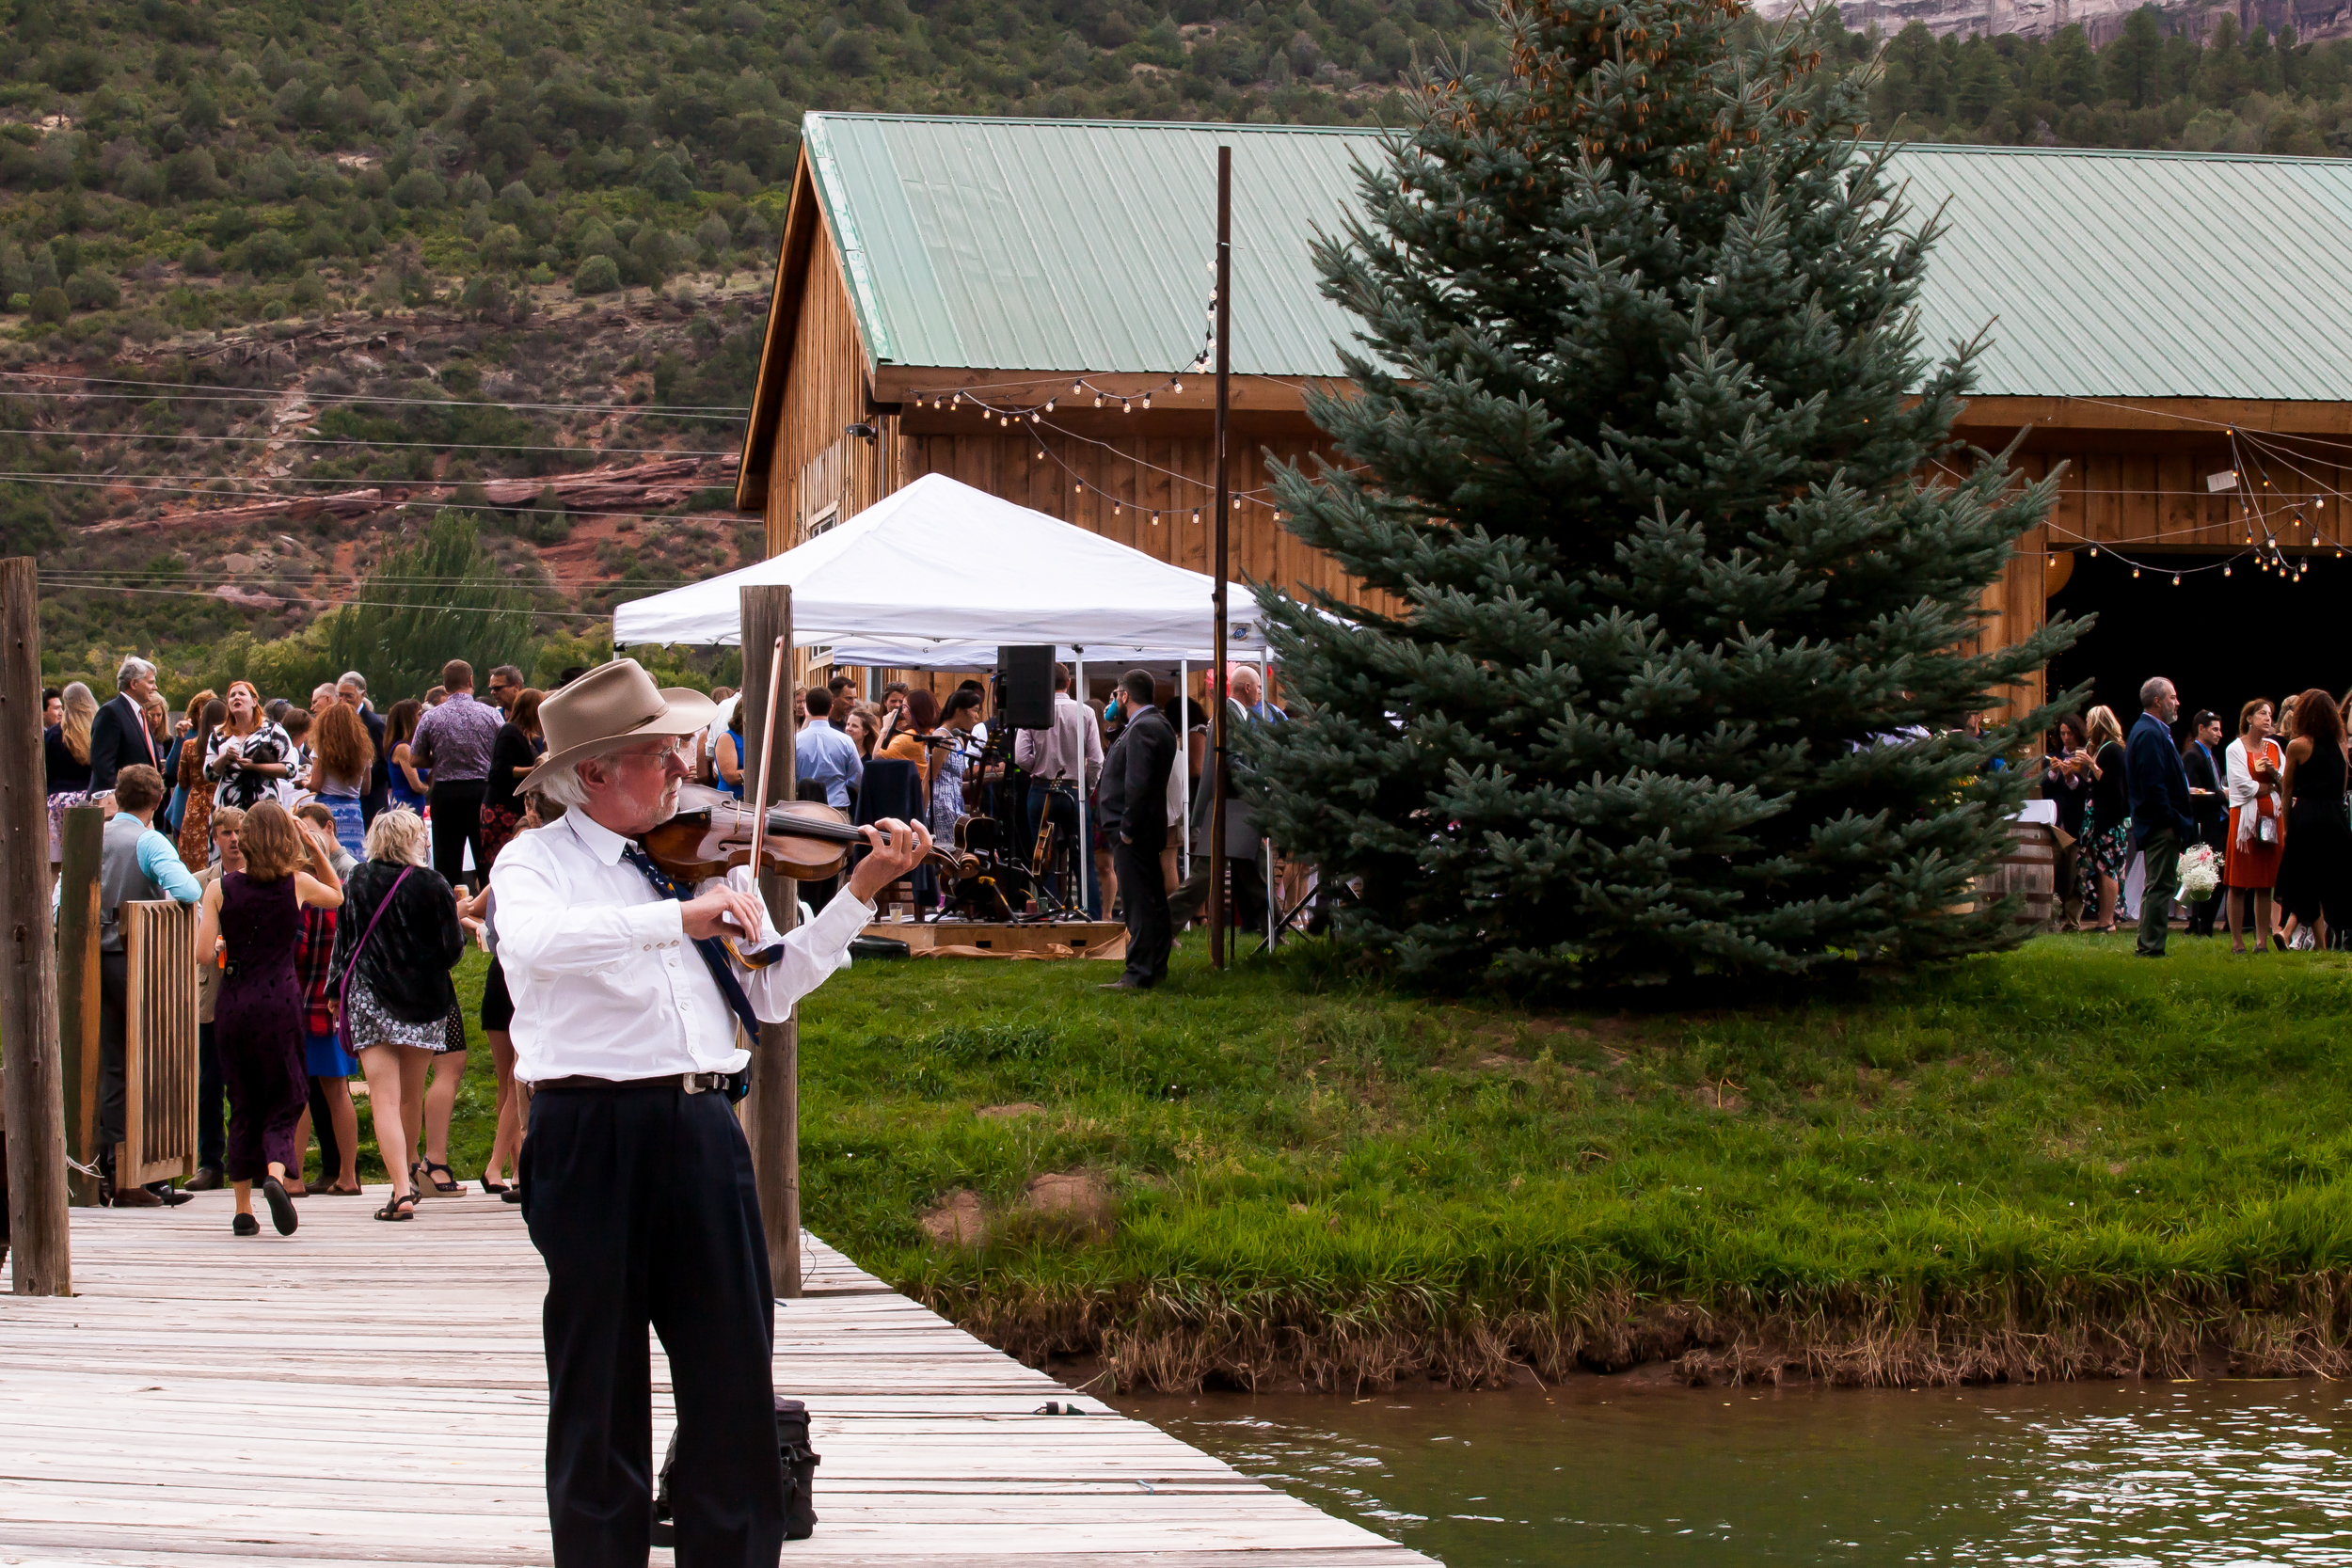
[740,587,802,1299]
[0,557,70,1295]
[56,806,103,1207]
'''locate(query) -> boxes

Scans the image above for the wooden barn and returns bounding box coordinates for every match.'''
[736,119,2352,726]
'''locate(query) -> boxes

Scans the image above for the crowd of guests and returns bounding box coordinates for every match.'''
[40,656,564,1227]
[38,647,1293,1228]
[2042,674,2352,957]
[754,660,1290,975]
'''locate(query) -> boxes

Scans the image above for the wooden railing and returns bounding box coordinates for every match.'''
[117,900,199,1189]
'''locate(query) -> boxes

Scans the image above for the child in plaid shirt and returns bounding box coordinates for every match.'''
[290,891,362,1196]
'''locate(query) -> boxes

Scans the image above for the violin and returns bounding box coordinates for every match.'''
[640,783,979,885]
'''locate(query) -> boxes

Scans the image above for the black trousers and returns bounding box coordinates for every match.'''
[97,951,129,1155]
[522,1085,786,1568]
[1115,837,1171,986]
[197,1021,224,1172]
[428,779,487,891]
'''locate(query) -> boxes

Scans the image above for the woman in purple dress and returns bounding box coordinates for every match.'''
[195,800,343,1237]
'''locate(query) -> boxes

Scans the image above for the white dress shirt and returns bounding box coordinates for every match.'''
[1014,692,1104,788]
[490,807,874,1084]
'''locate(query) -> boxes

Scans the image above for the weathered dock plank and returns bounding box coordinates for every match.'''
[0,1193,1432,1566]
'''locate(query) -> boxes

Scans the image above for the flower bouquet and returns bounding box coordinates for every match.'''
[2179,842,2220,903]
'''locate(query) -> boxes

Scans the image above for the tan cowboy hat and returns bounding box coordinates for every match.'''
[516,657,719,792]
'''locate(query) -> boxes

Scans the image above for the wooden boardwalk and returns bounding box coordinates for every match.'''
[0,1190,1433,1566]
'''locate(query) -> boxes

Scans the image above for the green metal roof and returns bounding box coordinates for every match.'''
[803,114,2352,402]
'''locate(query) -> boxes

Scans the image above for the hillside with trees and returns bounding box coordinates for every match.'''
[3,0,2349,692]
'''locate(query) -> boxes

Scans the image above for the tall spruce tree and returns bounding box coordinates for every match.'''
[1249,0,2078,988]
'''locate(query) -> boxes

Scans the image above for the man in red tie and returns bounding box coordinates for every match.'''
[87,656,161,795]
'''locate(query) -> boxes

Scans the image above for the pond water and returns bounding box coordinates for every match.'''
[1118,1378,2352,1566]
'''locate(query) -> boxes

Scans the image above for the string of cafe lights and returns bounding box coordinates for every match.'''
[2001,425,2349,588]
[899,261,1292,525]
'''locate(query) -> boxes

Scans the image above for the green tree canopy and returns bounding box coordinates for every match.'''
[1250,0,2076,990]
[324,512,540,704]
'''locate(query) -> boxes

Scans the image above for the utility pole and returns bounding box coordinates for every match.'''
[1210,144,1232,971]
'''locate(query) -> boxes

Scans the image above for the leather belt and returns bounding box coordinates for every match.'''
[533,1072,733,1094]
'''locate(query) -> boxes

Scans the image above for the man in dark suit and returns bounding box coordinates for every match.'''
[339,671,390,824]
[1100,668,1179,991]
[86,656,161,794]
[2125,675,2195,959]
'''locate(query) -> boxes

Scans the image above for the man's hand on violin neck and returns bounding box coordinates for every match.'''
[847,817,932,903]
[682,884,772,946]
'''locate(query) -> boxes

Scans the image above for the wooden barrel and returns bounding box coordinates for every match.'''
[1979,820,2058,929]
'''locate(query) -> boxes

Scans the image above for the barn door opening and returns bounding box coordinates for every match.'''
[2044,547,2346,735]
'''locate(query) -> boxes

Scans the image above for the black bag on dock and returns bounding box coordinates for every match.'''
[651,1395,821,1544]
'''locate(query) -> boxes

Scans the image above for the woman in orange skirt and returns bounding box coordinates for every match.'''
[2225,695,2284,954]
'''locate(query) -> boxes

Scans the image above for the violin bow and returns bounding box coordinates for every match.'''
[729,633,790,971]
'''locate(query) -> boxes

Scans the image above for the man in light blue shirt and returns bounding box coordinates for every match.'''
[83,765,201,1208]
[793,689,864,810]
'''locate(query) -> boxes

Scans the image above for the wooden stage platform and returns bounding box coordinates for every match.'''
[0,1191,1431,1566]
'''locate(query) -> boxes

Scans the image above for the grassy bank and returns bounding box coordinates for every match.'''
[400,932,2352,1392]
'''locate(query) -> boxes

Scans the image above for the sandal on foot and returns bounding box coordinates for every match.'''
[374,1191,417,1222]
[479,1176,512,1196]
[421,1161,466,1196]
[262,1175,299,1236]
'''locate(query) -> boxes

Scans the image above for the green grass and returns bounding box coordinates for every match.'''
[397,931,2352,1390]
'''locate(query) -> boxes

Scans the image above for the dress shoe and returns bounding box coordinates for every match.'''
[183,1166,224,1192]
[108,1184,164,1209]
[151,1183,194,1207]
[1097,977,1152,991]
[231,1212,260,1237]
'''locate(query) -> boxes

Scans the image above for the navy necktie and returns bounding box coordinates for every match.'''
[619,843,767,1047]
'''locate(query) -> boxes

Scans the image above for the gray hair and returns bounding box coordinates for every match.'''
[337,671,367,694]
[362,806,429,867]
[116,656,155,691]
[533,759,597,811]
[2139,675,2174,710]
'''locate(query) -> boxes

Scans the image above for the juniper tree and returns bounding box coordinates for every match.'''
[1249,0,2077,988]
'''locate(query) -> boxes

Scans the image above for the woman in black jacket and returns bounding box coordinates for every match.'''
[326,806,465,1221]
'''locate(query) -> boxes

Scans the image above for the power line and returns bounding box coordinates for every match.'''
[0,428,737,459]
[0,371,749,420]
[41,580,618,620]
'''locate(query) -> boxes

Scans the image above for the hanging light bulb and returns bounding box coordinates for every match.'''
[2133,567,2140,578]
[1173,379,1184,393]
[1073,381,1084,397]
[1093,395,1103,407]
[1046,398,1057,412]
[2173,574,2182,586]
[2090,547,2100,557]
[1037,449,1046,460]
[2225,565,2233,577]
[1193,509,1201,522]
[1121,399,1132,414]
[1141,393,1152,410]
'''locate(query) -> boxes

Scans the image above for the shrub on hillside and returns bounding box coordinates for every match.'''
[390,168,447,208]
[572,254,621,295]
[27,287,70,325]
[64,271,120,310]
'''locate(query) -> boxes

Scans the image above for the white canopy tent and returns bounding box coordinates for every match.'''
[612,472,1284,919]
[610,472,1270,655]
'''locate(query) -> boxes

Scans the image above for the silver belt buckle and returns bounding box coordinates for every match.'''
[682,1073,710,1095]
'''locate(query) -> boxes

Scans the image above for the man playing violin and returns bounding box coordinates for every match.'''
[490,657,930,1568]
